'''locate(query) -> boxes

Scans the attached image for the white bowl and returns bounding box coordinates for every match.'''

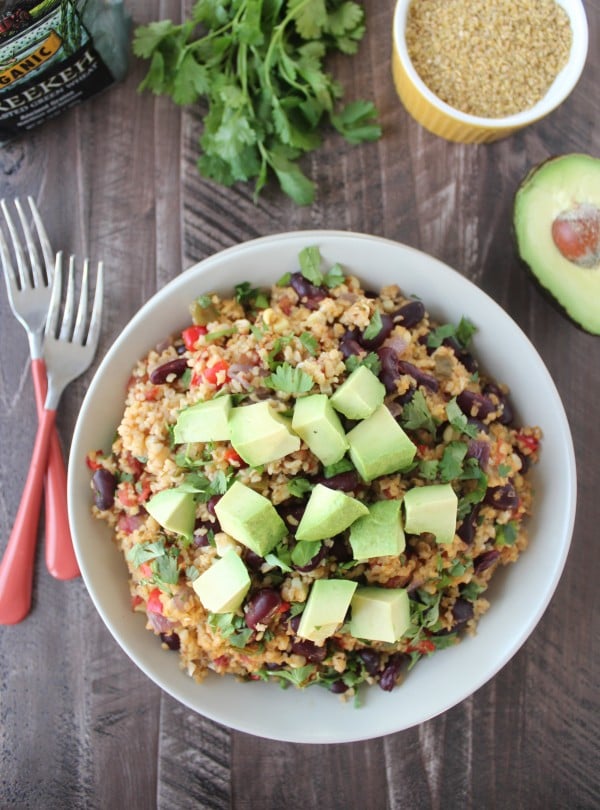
[68,231,576,743]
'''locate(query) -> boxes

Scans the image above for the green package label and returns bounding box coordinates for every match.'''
[0,0,116,140]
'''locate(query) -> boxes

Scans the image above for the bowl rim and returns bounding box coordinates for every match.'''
[392,0,589,128]
[69,230,577,743]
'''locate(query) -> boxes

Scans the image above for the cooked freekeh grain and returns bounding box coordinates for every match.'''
[89,250,541,699]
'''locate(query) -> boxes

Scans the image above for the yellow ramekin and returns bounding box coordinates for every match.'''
[392,0,589,144]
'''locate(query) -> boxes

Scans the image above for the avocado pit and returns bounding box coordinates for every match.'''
[551,204,600,268]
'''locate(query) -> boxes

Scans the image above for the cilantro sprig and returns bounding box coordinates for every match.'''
[427,317,477,350]
[298,246,345,287]
[127,538,180,590]
[265,362,314,394]
[133,1,381,205]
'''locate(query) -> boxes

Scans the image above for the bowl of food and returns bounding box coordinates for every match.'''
[68,231,576,743]
[392,0,589,143]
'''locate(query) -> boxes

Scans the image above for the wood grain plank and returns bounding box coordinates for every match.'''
[231,736,389,810]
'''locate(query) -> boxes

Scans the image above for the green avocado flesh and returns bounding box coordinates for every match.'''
[514,154,600,335]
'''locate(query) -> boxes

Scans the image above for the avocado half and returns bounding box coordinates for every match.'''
[514,154,600,335]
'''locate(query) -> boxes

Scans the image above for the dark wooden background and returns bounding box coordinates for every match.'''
[0,1,598,807]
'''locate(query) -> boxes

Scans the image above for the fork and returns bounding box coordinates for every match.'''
[0,252,103,625]
[0,197,79,580]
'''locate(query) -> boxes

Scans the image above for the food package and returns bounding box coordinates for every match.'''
[0,0,131,143]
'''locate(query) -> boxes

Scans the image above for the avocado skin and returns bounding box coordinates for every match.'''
[513,154,600,336]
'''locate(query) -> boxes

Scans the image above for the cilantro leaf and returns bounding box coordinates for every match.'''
[323,263,345,288]
[495,520,518,547]
[400,389,437,434]
[299,331,319,355]
[344,352,381,375]
[362,310,383,341]
[235,281,269,311]
[287,477,313,497]
[427,317,477,349]
[298,245,323,285]
[322,457,355,477]
[127,540,166,568]
[265,362,314,394]
[291,540,322,568]
[264,664,316,687]
[446,397,479,439]
[439,442,468,482]
[330,100,382,145]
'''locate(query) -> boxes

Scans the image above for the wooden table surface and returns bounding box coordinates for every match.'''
[1,2,598,807]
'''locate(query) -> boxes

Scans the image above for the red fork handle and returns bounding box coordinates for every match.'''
[31,360,80,580]
[0,408,56,624]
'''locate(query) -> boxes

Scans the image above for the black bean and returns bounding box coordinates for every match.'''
[339,329,363,359]
[358,648,381,677]
[329,534,353,562]
[393,300,425,329]
[329,680,349,694]
[312,470,360,492]
[92,468,117,510]
[193,521,212,548]
[396,360,439,392]
[378,653,406,692]
[443,337,478,373]
[206,495,221,517]
[243,548,265,571]
[290,638,328,663]
[359,312,394,351]
[452,598,474,626]
[150,358,189,384]
[159,632,180,651]
[378,346,404,394]
[484,483,519,511]
[466,439,490,468]
[456,390,495,420]
[289,272,327,309]
[474,549,501,573]
[457,504,481,545]
[245,588,283,629]
[484,382,514,425]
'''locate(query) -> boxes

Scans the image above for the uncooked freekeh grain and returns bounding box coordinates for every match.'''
[405,0,572,118]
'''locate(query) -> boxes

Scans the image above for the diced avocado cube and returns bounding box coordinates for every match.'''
[349,499,405,560]
[349,586,410,643]
[295,483,368,542]
[292,394,349,466]
[145,487,195,540]
[330,365,385,420]
[403,483,458,544]
[230,401,300,467]
[214,480,287,556]
[192,550,250,613]
[297,579,358,643]
[173,395,232,443]
[346,405,416,481]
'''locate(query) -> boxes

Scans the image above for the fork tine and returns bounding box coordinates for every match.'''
[72,259,89,344]
[45,252,63,338]
[59,255,76,340]
[14,198,44,288]
[0,199,30,290]
[0,217,17,297]
[26,196,53,280]
[85,261,104,349]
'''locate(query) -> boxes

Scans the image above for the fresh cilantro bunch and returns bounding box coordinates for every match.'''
[133,0,381,205]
